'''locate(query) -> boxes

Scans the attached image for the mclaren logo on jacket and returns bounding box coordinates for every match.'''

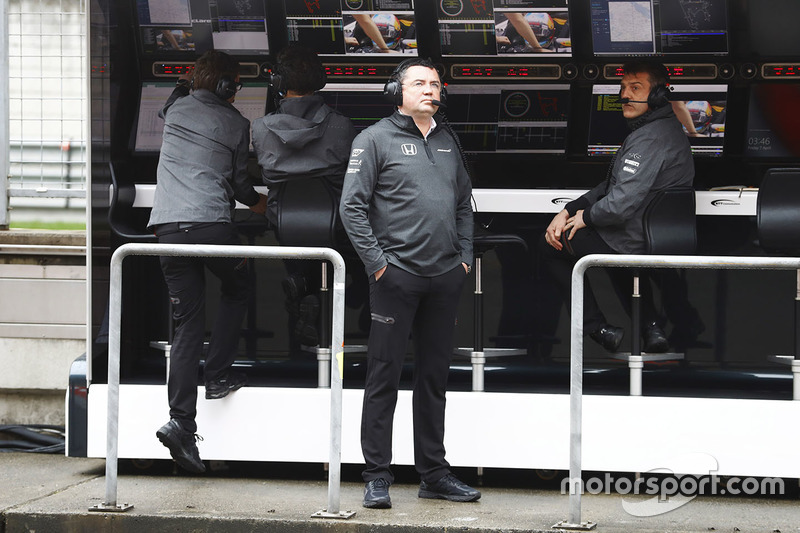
[401,143,417,156]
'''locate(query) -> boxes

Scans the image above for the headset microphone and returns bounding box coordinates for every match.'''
[431,99,447,108]
[618,98,649,104]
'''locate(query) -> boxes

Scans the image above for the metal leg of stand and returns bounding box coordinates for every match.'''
[630,273,642,396]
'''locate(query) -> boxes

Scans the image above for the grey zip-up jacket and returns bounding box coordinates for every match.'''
[565,104,694,254]
[147,87,260,229]
[340,111,473,277]
[252,94,356,224]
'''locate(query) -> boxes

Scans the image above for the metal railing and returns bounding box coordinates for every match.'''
[92,242,354,519]
[560,253,800,530]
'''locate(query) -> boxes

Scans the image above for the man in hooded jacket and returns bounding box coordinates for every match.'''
[252,44,361,347]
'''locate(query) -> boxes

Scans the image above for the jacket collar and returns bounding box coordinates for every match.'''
[626,102,675,131]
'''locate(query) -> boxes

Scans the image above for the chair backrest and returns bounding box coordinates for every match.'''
[108,161,157,242]
[643,187,697,255]
[757,168,800,250]
[274,178,339,248]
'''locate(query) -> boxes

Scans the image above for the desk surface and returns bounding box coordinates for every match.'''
[128,185,758,216]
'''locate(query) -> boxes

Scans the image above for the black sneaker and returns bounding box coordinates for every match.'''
[155,419,205,474]
[363,478,392,509]
[589,324,625,353]
[205,371,247,400]
[642,321,669,353]
[418,473,481,502]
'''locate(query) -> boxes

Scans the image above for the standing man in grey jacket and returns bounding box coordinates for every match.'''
[340,57,478,509]
[148,50,266,474]
[541,61,694,354]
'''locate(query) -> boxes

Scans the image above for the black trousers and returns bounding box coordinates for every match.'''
[157,222,249,433]
[539,228,659,333]
[361,264,467,484]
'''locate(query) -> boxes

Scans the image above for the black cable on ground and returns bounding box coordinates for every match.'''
[0,425,65,454]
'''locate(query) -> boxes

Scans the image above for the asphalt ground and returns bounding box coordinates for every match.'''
[1,452,799,532]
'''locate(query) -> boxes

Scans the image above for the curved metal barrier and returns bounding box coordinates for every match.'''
[560,253,800,531]
[91,242,353,519]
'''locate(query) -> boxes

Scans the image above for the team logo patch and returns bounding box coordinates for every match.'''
[624,159,640,167]
[351,149,364,156]
[401,144,417,156]
[437,148,452,152]
[623,166,637,174]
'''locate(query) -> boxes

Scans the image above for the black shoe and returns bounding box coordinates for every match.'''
[589,324,625,353]
[418,473,481,502]
[282,272,309,303]
[642,321,669,353]
[205,371,247,400]
[363,478,392,509]
[156,419,205,474]
[295,294,320,346]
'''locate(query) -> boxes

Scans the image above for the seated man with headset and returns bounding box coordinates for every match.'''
[541,60,695,354]
[148,49,267,474]
[252,44,362,348]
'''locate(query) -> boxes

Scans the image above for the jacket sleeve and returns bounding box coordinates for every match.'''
[565,180,607,216]
[455,154,473,266]
[159,85,190,119]
[583,136,664,227]
[231,122,260,207]
[339,131,385,276]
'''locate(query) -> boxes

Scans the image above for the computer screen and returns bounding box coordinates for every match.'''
[284,0,418,55]
[590,0,728,56]
[137,0,270,55]
[439,0,571,57]
[134,82,268,152]
[319,84,395,131]
[745,84,800,158]
[746,0,800,58]
[445,84,570,153]
[588,83,727,156]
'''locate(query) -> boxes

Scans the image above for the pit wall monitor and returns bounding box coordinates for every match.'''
[590,0,728,56]
[438,0,571,57]
[446,84,570,153]
[588,83,727,156]
[318,83,395,132]
[284,0,418,56]
[136,0,270,56]
[135,82,268,152]
[745,84,800,158]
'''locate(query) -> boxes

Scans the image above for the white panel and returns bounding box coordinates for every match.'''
[87,386,800,478]
[0,278,85,323]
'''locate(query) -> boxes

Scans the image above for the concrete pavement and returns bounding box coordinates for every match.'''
[1,452,798,532]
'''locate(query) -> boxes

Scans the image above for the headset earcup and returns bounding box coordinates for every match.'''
[383,78,403,106]
[440,84,447,105]
[216,76,236,100]
[648,84,669,108]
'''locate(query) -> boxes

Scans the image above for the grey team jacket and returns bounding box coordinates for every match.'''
[340,111,473,278]
[252,94,356,225]
[565,104,694,254]
[147,87,260,229]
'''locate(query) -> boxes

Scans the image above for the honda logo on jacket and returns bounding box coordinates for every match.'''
[401,143,417,156]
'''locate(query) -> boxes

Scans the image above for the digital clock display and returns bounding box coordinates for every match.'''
[449,64,561,80]
[324,64,398,79]
[762,64,800,78]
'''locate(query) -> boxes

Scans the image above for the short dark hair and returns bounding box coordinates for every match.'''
[391,57,440,85]
[621,61,669,88]
[193,50,240,92]
[276,44,326,94]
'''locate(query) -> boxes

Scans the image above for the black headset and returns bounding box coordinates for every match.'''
[215,75,240,101]
[383,58,447,107]
[647,82,670,108]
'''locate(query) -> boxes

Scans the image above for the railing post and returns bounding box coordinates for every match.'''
[91,243,354,519]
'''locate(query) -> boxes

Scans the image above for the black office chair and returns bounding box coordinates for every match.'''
[108,161,156,243]
[274,178,367,385]
[757,168,800,393]
[612,187,697,394]
[454,231,528,392]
